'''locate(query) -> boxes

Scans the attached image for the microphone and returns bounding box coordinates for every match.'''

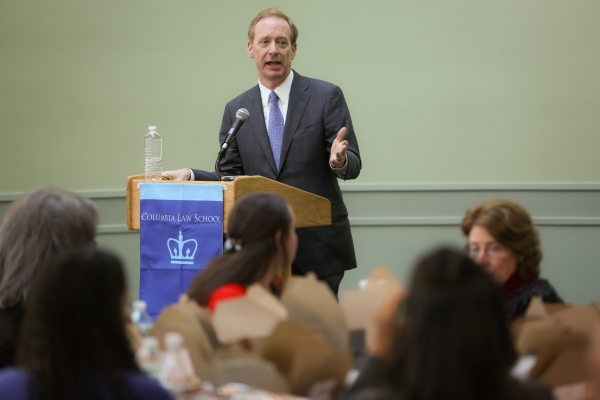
[215,108,249,180]
[218,108,250,159]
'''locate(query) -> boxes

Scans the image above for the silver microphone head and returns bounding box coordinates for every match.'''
[236,108,250,121]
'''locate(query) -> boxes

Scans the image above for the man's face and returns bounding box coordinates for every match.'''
[247,17,297,90]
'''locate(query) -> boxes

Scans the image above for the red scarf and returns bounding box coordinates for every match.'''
[207,283,247,312]
[502,272,534,295]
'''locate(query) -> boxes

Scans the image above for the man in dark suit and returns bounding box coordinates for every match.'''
[164,8,361,294]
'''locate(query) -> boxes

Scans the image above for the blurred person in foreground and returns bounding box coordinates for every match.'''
[0,188,97,369]
[187,192,297,312]
[0,249,173,400]
[344,248,553,400]
[461,199,563,320]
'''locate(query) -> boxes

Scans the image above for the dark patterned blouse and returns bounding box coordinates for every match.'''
[502,273,563,321]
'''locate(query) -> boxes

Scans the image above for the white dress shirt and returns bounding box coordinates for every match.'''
[258,70,294,127]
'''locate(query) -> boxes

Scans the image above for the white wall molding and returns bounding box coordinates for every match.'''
[1,182,600,202]
[349,216,600,227]
[339,182,600,192]
[2,183,600,232]
[97,224,136,234]
[0,189,126,202]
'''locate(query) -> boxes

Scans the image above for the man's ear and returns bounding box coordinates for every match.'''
[291,43,297,60]
[247,41,254,58]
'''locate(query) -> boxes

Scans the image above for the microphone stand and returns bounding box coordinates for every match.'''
[215,155,236,182]
[214,108,249,182]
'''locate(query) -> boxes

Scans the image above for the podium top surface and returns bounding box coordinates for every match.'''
[126,175,331,232]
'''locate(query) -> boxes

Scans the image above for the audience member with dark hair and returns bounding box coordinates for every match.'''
[0,249,173,400]
[344,248,553,400]
[461,199,563,320]
[0,188,98,369]
[187,192,297,311]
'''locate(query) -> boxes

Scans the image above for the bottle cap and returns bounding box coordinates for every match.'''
[149,126,157,130]
[132,300,147,311]
[164,332,183,350]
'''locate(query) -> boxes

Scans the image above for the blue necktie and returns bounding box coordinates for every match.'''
[268,91,284,170]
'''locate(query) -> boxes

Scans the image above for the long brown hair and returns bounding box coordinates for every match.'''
[0,188,97,308]
[17,249,139,400]
[187,193,293,306]
[388,248,516,400]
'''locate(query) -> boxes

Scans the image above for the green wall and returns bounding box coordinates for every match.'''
[2,1,600,190]
[1,1,599,303]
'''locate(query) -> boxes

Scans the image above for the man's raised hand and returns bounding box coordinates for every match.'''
[330,127,348,168]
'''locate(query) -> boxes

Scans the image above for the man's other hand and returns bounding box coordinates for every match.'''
[162,168,191,181]
[330,127,348,168]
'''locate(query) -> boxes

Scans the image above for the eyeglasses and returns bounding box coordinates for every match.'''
[467,244,509,259]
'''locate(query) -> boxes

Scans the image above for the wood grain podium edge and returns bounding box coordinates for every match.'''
[126,175,331,232]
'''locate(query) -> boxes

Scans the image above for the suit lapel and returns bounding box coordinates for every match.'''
[279,72,310,176]
[246,86,278,174]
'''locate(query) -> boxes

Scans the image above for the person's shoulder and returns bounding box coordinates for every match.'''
[122,371,174,400]
[532,277,556,290]
[212,283,246,299]
[208,283,246,312]
[528,278,563,303]
[0,368,30,398]
[294,72,339,92]
[0,367,28,384]
[227,84,260,105]
[508,277,564,319]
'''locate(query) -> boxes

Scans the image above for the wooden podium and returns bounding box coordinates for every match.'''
[126,174,332,232]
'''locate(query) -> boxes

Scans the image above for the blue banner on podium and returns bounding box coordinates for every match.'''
[139,183,223,318]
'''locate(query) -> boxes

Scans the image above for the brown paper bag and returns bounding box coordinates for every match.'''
[513,303,600,388]
[151,294,215,374]
[515,318,566,355]
[213,284,287,344]
[529,331,589,388]
[202,343,290,393]
[261,320,352,396]
[514,304,600,356]
[281,272,349,351]
[340,266,405,354]
[340,266,404,331]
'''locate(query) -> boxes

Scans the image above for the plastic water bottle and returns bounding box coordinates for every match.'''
[131,300,153,336]
[144,126,162,180]
[136,336,163,379]
[158,332,200,392]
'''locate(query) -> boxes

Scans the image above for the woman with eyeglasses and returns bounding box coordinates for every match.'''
[461,199,563,320]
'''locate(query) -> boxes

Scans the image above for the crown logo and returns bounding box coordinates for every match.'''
[167,231,198,265]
